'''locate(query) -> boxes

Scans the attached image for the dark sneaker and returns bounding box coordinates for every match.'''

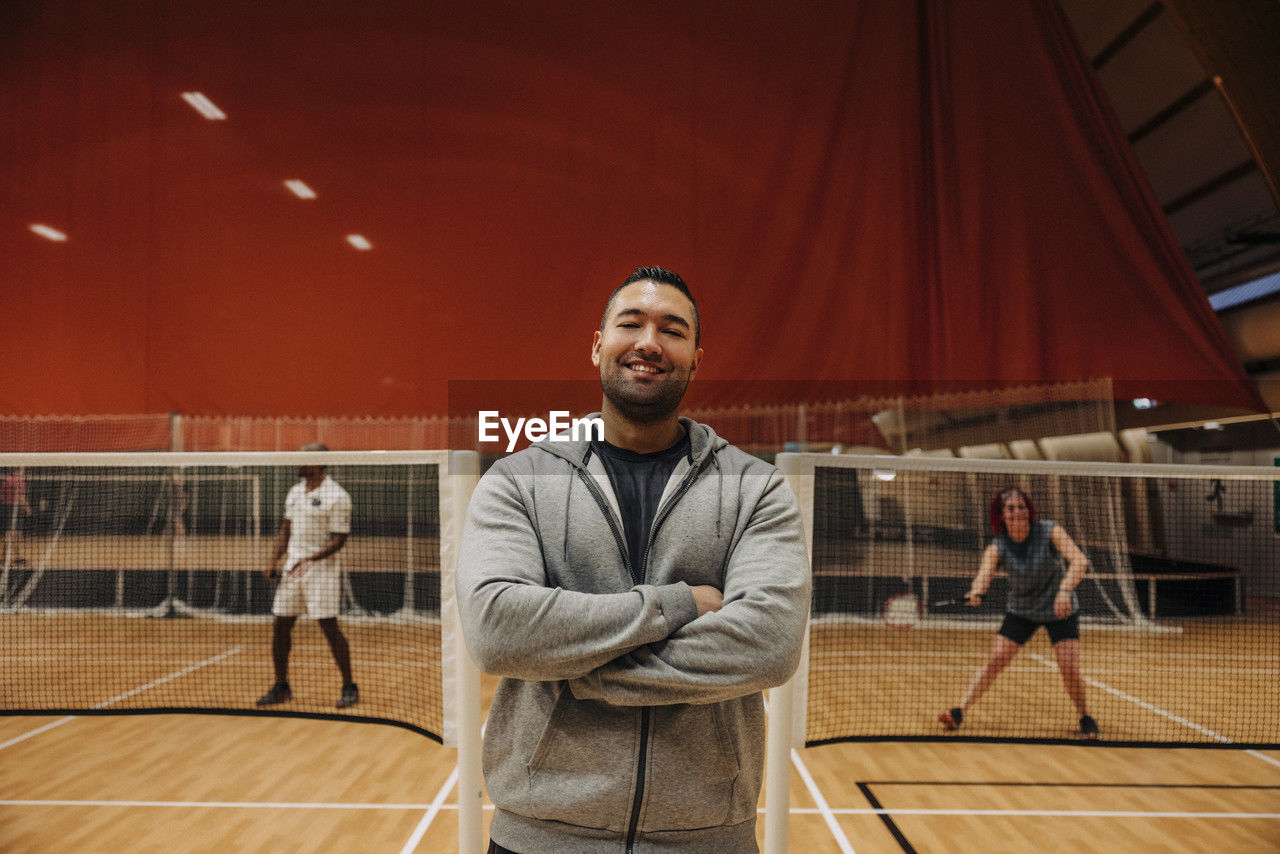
[336,683,359,709]
[1080,715,1100,740]
[256,683,291,706]
[938,707,963,730]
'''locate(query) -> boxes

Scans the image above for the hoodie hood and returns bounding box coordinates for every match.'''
[530,413,729,470]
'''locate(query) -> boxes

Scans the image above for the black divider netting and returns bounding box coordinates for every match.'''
[0,460,448,739]
[805,458,1280,747]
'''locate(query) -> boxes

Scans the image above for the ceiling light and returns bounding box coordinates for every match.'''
[873,470,897,481]
[346,234,372,251]
[29,224,68,242]
[180,92,226,120]
[284,180,316,199]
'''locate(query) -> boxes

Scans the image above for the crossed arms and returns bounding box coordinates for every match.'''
[456,465,811,706]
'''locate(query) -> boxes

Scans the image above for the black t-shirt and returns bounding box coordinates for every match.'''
[592,432,691,582]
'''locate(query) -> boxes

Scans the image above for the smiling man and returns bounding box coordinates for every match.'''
[457,266,811,853]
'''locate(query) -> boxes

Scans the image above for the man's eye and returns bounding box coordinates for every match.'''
[664,329,685,337]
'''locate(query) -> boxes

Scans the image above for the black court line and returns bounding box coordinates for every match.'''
[806,735,1280,750]
[856,782,916,854]
[0,707,444,742]
[854,779,1280,853]
[860,780,1280,790]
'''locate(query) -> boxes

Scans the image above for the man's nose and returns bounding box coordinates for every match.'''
[633,325,661,353]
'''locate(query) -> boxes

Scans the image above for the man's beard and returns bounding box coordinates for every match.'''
[599,362,692,424]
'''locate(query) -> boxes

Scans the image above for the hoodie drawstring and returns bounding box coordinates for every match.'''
[564,452,585,562]
[712,451,723,538]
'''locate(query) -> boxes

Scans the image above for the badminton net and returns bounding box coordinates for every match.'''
[779,452,1280,748]
[0,450,476,742]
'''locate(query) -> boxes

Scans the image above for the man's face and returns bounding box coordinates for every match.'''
[298,465,323,481]
[592,281,703,423]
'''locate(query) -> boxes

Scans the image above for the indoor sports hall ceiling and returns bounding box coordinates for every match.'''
[1057,0,1280,293]
[1,0,1277,419]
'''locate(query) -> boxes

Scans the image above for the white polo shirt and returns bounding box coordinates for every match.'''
[284,476,352,568]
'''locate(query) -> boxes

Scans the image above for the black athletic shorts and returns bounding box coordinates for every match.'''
[998,612,1079,645]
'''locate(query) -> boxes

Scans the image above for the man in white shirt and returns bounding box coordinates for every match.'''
[257,443,358,709]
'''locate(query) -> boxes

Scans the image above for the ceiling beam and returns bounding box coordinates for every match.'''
[1091,2,1163,70]
[1164,160,1257,216]
[1127,78,1214,145]
[1160,0,1280,209]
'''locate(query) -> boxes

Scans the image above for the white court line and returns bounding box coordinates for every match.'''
[799,808,1280,819]
[1245,750,1280,771]
[0,647,241,752]
[0,799,437,809]
[399,766,459,854]
[1027,651,1233,744]
[791,748,856,854]
[1027,651,1280,772]
[809,663,1280,676]
[0,717,76,752]
[3,800,1275,821]
[91,646,242,709]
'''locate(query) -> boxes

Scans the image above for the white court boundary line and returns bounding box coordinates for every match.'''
[1027,651,1280,771]
[0,717,76,752]
[1245,750,1280,770]
[813,807,1280,819]
[5,798,1274,824]
[399,767,458,854]
[0,799,439,809]
[791,747,856,854]
[0,646,241,752]
[2,799,1275,822]
[397,717,487,852]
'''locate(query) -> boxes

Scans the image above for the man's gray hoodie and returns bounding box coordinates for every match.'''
[456,417,811,853]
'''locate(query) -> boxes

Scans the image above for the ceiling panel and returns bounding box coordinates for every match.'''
[1130,93,1256,205]
[1094,10,1205,131]
[1056,0,1155,59]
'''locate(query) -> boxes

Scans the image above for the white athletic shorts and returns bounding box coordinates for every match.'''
[271,558,341,619]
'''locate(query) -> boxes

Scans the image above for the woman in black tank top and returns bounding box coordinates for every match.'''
[936,487,1100,740]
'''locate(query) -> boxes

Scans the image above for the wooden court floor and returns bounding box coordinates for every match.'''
[3,615,1279,851]
[2,713,1277,852]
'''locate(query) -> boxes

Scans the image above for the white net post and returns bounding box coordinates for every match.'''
[439,450,482,853]
[765,452,815,854]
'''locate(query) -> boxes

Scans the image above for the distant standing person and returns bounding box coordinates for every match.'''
[939,487,1099,739]
[257,443,358,709]
[2,467,33,566]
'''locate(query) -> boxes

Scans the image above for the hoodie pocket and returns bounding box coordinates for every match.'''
[527,693,637,832]
[639,703,743,831]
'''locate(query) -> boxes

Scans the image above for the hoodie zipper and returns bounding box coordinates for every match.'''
[573,469,636,582]
[565,445,716,854]
[624,454,711,854]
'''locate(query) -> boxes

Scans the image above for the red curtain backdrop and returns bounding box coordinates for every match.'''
[0,0,1262,416]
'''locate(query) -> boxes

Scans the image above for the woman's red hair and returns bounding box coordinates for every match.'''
[989,487,1036,535]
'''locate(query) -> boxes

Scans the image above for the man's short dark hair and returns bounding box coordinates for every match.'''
[601,266,700,346]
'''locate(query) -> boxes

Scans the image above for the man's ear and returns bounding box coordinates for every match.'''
[689,347,704,379]
[591,330,602,367]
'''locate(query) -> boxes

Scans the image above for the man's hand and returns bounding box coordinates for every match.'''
[691,585,723,617]
[286,557,311,579]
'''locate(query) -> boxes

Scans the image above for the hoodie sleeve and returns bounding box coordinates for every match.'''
[568,469,811,706]
[456,462,700,681]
